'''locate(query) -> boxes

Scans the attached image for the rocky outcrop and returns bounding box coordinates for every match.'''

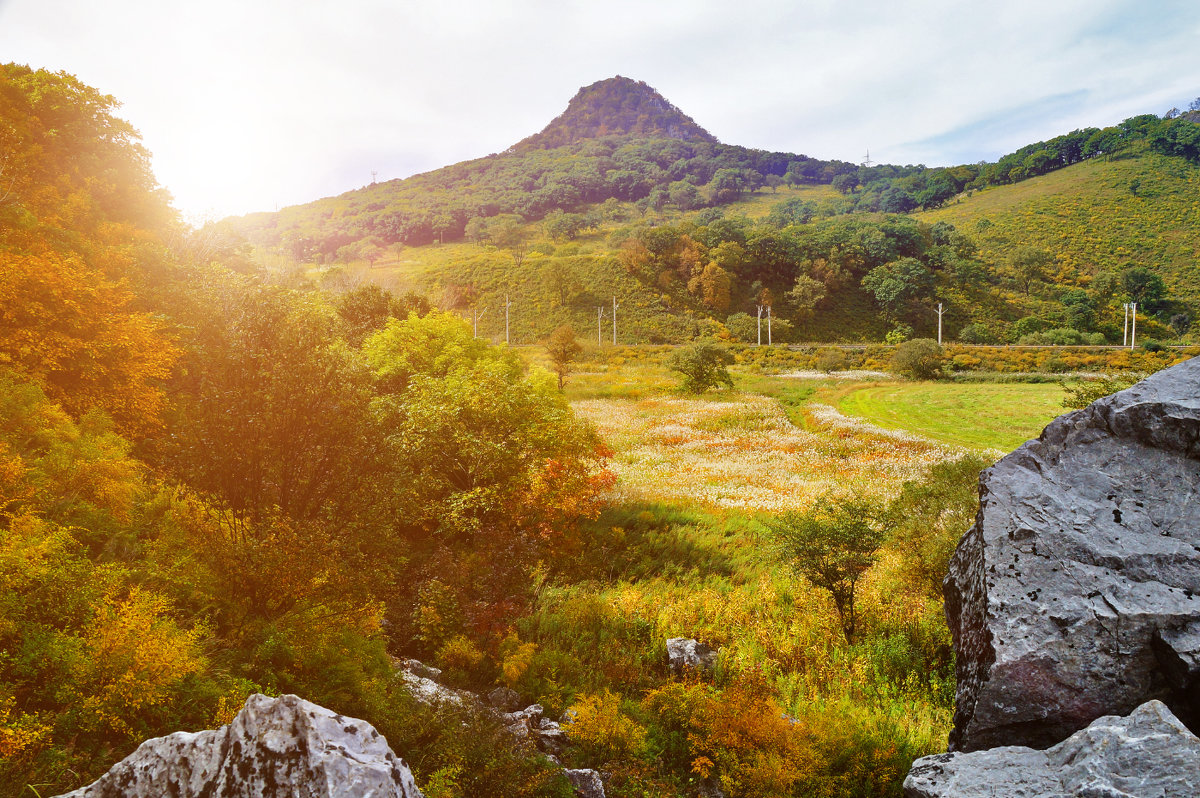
[666,637,718,675]
[56,693,423,798]
[905,699,1200,798]
[564,769,606,798]
[945,358,1200,752]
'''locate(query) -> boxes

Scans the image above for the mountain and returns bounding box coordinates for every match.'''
[510,76,718,151]
[220,78,1200,345]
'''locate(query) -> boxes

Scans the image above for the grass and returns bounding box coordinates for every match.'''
[832,381,1063,452]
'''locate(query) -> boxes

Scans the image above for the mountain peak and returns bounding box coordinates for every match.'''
[512,76,718,151]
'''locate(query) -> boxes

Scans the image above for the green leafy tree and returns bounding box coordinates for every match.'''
[766,492,886,643]
[861,258,934,321]
[1008,246,1053,296]
[666,340,734,393]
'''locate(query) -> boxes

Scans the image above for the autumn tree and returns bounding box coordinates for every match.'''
[546,324,583,389]
[0,64,180,436]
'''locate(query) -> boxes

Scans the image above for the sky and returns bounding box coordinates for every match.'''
[2,0,1197,222]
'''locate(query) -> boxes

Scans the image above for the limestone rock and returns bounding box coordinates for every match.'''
[487,685,523,711]
[399,658,442,681]
[666,637,718,675]
[904,699,1200,798]
[945,358,1200,751]
[564,768,606,798]
[399,669,468,707]
[56,693,423,798]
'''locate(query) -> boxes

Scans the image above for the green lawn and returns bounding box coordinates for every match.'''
[834,381,1065,452]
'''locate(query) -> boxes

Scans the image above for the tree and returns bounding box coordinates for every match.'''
[1008,246,1053,295]
[786,274,826,320]
[889,338,945,379]
[1120,266,1167,310]
[546,324,582,390]
[666,340,734,393]
[861,257,933,321]
[766,492,886,643]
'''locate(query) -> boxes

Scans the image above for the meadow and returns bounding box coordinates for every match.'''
[499,354,1067,797]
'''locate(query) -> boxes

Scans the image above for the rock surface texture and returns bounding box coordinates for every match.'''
[945,358,1200,752]
[666,637,718,675]
[56,693,423,798]
[905,699,1200,798]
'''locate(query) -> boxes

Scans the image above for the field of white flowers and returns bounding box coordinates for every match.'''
[573,393,963,512]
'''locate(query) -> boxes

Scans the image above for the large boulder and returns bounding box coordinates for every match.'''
[946,358,1200,751]
[56,693,423,798]
[905,699,1200,798]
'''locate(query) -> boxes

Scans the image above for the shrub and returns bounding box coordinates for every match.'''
[666,340,735,393]
[889,339,945,380]
[564,690,648,766]
[884,324,913,344]
[815,348,846,373]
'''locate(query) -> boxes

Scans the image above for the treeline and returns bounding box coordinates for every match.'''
[0,64,609,796]
[824,110,1200,213]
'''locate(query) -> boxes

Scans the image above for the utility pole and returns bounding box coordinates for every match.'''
[756,304,764,346]
[612,296,619,346]
[472,306,486,339]
[504,294,512,345]
[767,306,772,345]
[597,306,606,346]
[1130,302,1138,349]
[1123,302,1129,346]
[936,302,945,345]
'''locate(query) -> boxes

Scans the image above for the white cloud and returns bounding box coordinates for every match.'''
[1,0,1197,219]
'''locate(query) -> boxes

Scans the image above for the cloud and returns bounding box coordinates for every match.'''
[1,0,1197,218]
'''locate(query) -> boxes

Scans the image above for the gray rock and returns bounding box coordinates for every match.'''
[536,720,568,756]
[564,768,606,798]
[945,359,1200,751]
[56,693,423,798]
[399,658,442,681]
[399,670,468,707]
[666,637,718,675]
[487,685,523,711]
[904,699,1200,798]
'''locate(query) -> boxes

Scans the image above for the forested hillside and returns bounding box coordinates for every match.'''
[221,79,1200,347]
[0,64,610,797]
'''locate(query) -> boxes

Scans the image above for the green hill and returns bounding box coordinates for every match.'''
[917,146,1200,306]
[221,80,1200,345]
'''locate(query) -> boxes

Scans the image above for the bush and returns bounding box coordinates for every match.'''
[884,324,913,344]
[889,339,945,380]
[564,690,648,766]
[666,340,735,393]
[815,348,847,373]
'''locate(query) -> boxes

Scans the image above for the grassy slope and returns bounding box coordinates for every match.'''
[918,147,1200,304]
[832,382,1063,452]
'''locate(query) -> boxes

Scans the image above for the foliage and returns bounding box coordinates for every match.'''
[0,64,180,436]
[666,340,735,393]
[886,456,988,599]
[1060,372,1144,409]
[564,690,649,767]
[889,339,945,380]
[766,492,887,643]
[546,324,583,390]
